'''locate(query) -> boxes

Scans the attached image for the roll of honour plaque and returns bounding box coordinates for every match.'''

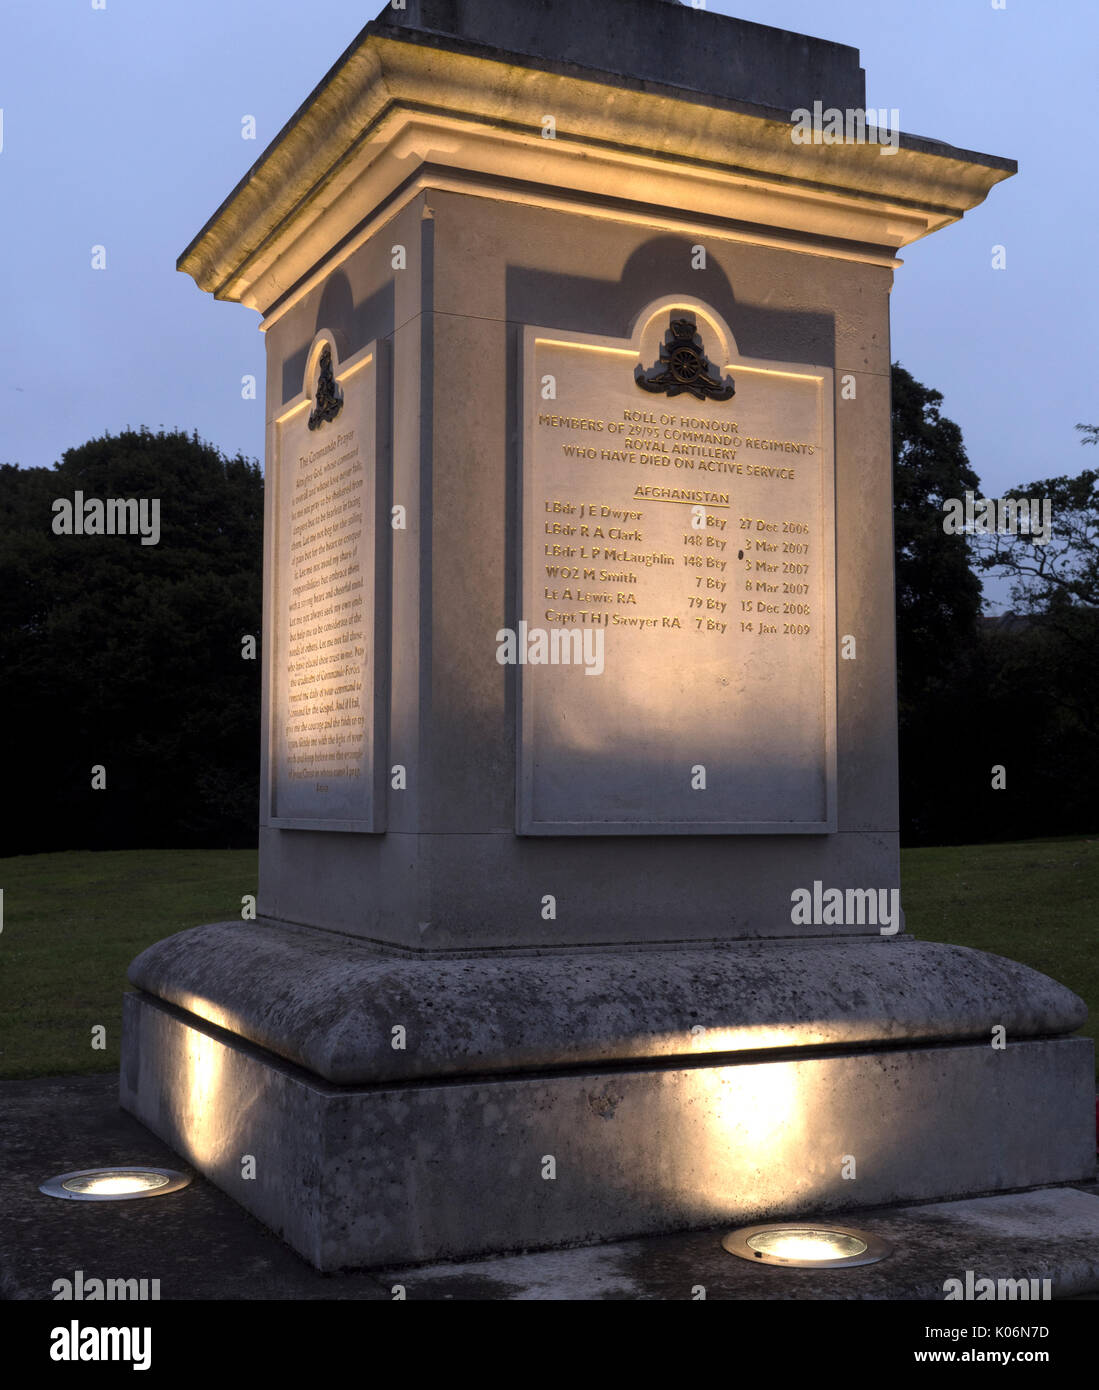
[269,334,387,831]
[519,301,836,833]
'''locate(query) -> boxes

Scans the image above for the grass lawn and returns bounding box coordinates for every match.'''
[0,849,257,1080]
[0,839,1095,1080]
[901,835,1099,1080]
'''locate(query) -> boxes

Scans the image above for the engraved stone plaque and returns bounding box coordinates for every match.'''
[518,302,836,833]
[268,335,384,831]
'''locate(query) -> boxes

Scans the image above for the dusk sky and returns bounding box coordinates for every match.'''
[2,0,1095,612]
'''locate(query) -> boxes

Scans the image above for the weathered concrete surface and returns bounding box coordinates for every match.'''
[5,1077,1097,1300]
[373,0,868,113]
[120,993,1095,1270]
[379,1187,1099,1301]
[127,924,1088,1084]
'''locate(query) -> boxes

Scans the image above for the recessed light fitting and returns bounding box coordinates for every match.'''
[39,1166,191,1202]
[722,1221,891,1268]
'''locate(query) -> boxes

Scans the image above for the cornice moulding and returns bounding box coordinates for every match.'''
[178,34,1016,316]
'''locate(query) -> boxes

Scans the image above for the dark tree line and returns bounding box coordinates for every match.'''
[0,429,262,853]
[893,367,1099,844]
[1,384,1096,854]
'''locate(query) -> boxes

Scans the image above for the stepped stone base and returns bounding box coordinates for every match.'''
[120,925,1095,1270]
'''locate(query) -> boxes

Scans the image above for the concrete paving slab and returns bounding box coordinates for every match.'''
[378,1188,1099,1300]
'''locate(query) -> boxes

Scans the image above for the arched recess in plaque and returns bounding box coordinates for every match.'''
[267,329,388,832]
[517,295,836,835]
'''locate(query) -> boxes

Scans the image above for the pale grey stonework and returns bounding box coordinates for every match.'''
[121,0,1093,1271]
[128,923,1086,1085]
[121,989,1093,1270]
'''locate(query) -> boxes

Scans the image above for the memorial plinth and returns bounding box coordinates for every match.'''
[122,0,1094,1269]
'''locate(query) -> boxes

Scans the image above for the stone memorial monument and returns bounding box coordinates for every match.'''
[122,0,1094,1269]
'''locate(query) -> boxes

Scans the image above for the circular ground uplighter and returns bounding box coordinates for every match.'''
[39,1166,192,1202]
[722,1222,891,1269]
